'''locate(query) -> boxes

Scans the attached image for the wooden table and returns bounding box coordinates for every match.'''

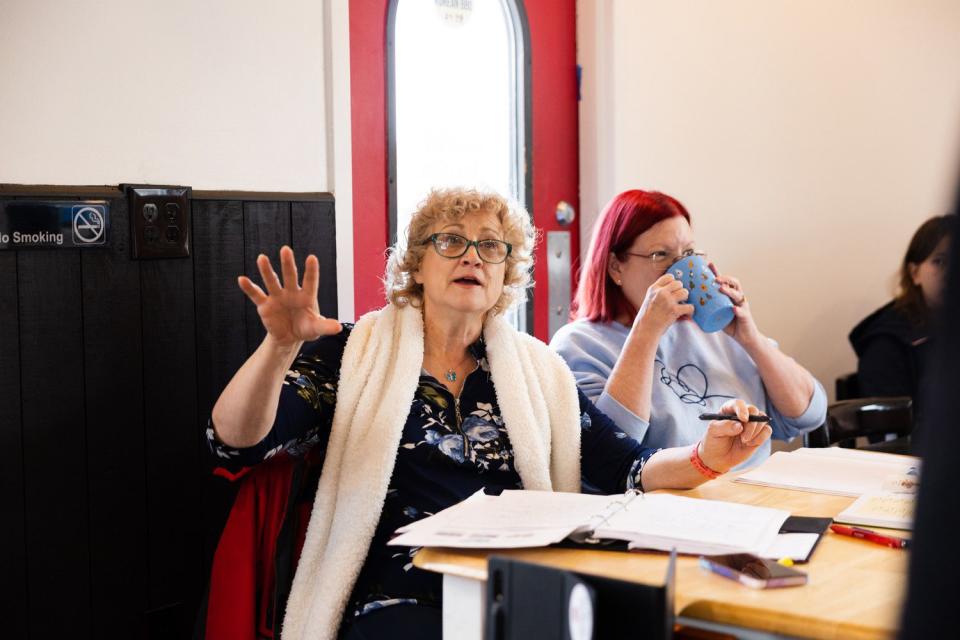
[414,477,910,639]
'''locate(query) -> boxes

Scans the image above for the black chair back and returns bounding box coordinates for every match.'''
[804,396,912,449]
[835,372,861,401]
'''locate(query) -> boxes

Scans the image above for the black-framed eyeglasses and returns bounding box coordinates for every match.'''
[425,233,512,264]
[624,248,706,267]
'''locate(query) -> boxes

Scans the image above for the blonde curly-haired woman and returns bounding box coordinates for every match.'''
[208,188,771,640]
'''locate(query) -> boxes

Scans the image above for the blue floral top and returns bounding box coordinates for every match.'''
[207,325,656,620]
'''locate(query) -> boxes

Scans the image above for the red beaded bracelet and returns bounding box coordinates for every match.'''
[689,441,722,479]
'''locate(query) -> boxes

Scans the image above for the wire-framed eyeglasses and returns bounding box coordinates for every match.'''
[425,233,512,264]
[624,248,706,267]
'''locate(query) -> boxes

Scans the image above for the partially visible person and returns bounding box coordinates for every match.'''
[899,201,960,639]
[551,189,826,469]
[850,215,953,422]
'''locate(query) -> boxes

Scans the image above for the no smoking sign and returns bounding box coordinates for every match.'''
[72,205,106,244]
[0,200,111,249]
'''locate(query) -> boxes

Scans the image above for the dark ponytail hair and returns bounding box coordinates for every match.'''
[894,215,954,324]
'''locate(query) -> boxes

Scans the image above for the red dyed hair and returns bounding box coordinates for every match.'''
[573,189,691,322]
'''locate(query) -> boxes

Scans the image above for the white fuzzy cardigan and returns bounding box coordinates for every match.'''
[280,303,583,639]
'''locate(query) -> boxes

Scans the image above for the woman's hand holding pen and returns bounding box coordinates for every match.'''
[237,246,342,348]
[699,399,773,473]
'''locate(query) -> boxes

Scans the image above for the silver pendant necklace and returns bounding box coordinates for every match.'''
[440,352,471,383]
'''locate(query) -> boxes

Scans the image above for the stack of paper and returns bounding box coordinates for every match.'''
[389,489,791,557]
[734,448,919,497]
[390,490,614,549]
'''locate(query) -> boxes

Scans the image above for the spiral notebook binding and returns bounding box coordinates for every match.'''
[587,489,644,531]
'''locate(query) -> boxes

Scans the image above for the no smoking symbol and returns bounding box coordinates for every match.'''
[73,206,105,244]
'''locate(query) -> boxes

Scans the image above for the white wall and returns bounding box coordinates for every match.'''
[578,0,960,400]
[0,0,355,319]
[326,0,355,321]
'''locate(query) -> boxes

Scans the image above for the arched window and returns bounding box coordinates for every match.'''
[388,0,531,328]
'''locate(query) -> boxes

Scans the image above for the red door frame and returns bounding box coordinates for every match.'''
[349,1,391,317]
[526,0,580,339]
[349,0,579,341]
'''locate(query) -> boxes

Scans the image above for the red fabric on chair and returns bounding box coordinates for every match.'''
[204,454,297,640]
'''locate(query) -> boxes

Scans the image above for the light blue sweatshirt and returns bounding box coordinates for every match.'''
[550,319,827,469]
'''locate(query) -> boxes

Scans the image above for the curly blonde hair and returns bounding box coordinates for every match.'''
[384,188,536,315]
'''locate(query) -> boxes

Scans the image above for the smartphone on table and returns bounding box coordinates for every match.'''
[699,553,808,589]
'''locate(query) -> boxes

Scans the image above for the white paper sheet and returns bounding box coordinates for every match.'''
[760,533,820,562]
[390,490,619,548]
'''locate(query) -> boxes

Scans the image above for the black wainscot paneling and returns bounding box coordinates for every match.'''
[0,185,337,639]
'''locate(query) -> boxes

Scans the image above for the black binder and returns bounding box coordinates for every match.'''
[779,516,832,563]
[551,515,832,564]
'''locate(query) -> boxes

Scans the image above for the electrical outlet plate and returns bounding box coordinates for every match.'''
[125,184,191,259]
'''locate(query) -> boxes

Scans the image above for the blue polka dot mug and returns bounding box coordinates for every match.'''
[666,253,734,333]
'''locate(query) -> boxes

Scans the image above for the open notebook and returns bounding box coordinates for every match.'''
[735,447,919,497]
[834,491,915,530]
[389,489,799,558]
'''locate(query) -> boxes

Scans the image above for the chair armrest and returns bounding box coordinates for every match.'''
[827,396,913,444]
[805,397,913,447]
[835,372,860,401]
[803,423,831,448]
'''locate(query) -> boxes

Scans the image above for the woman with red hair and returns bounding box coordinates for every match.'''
[551,189,826,469]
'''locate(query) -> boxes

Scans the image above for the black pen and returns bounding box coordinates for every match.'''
[698,413,771,422]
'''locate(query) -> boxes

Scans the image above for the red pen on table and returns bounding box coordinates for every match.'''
[830,524,910,549]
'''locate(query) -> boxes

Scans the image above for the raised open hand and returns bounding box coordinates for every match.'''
[237,245,342,347]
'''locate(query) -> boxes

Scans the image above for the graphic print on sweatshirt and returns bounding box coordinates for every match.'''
[655,359,736,406]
